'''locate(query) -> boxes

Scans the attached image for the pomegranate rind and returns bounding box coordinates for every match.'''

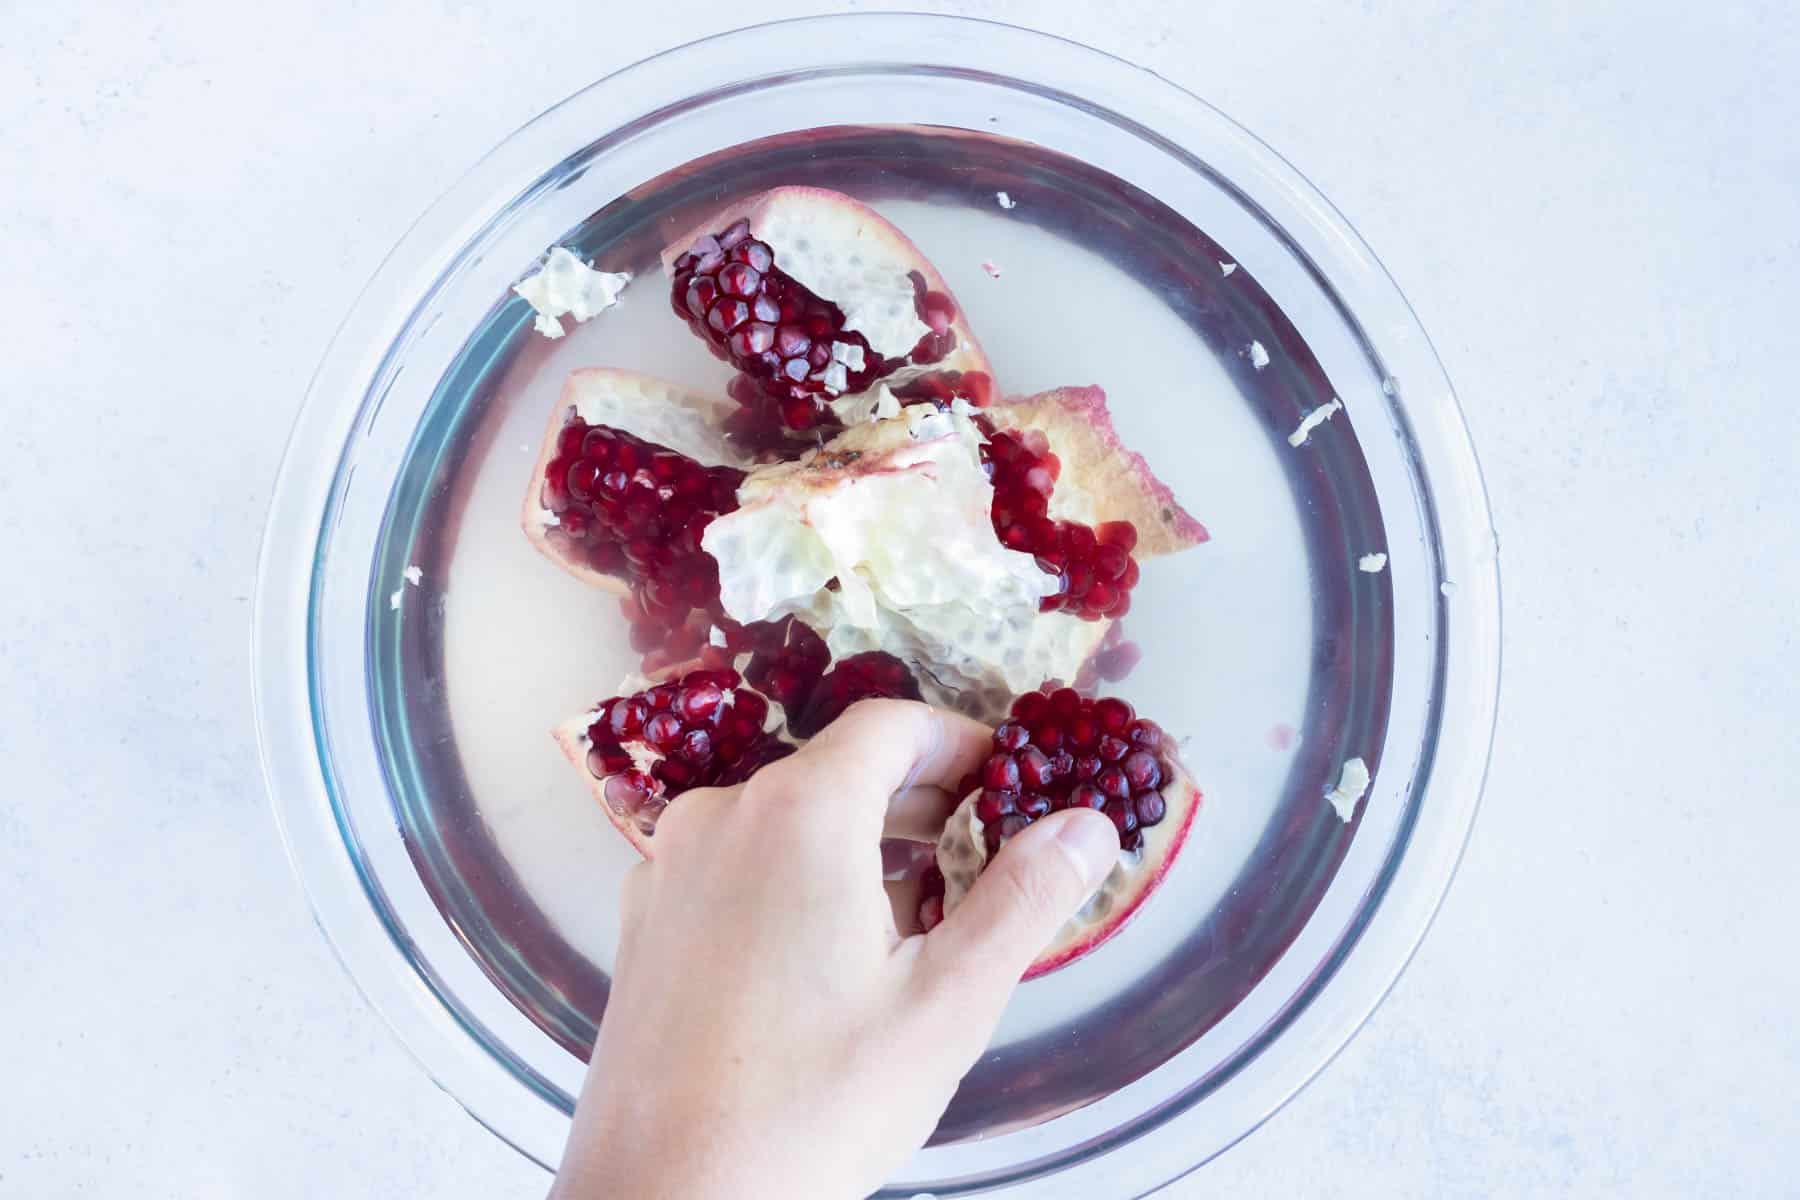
[1025,772,1201,979]
[935,758,1202,981]
[985,386,1209,559]
[660,186,990,376]
[521,367,748,593]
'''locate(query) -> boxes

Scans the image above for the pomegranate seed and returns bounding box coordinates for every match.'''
[1011,692,1047,721]
[1019,793,1052,818]
[1099,521,1138,551]
[1094,696,1134,733]
[644,712,683,749]
[1103,797,1137,837]
[1096,767,1130,801]
[983,754,1021,791]
[1067,715,1099,751]
[1132,790,1167,828]
[976,789,1013,824]
[1017,746,1055,789]
[1122,750,1162,791]
[1069,783,1106,810]
[606,697,647,740]
[677,681,725,722]
[994,721,1030,751]
[1126,720,1164,751]
[1097,734,1129,763]
[603,770,653,815]
[1073,754,1103,782]
[998,814,1030,840]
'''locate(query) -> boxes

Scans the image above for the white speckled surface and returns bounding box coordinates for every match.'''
[3,3,1797,1196]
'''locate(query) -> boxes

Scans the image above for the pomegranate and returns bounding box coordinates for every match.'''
[979,386,1209,621]
[924,687,1201,978]
[662,187,990,438]
[553,666,796,854]
[522,369,753,662]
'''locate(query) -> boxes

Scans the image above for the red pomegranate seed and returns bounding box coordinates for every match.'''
[1103,797,1137,837]
[1132,790,1166,827]
[1070,783,1106,810]
[1126,720,1164,751]
[975,789,1013,824]
[1094,696,1134,733]
[1122,750,1163,791]
[983,754,1021,791]
[1017,746,1054,788]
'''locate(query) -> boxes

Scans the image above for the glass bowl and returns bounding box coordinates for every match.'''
[254,14,1500,1197]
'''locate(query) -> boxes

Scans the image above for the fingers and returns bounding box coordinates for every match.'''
[916,810,1118,1013]
[883,784,961,843]
[750,700,992,844]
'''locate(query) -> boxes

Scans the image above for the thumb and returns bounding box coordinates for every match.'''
[921,809,1118,1004]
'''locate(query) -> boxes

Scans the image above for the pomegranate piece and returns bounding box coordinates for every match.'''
[930,687,1202,979]
[984,386,1209,558]
[787,651,924,739]
[522,370,753,663]
[973,385,1208,622]
[662,187,990,437]
[553,666,796,853]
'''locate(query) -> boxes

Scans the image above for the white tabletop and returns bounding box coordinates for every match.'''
[4,3,1796,1196]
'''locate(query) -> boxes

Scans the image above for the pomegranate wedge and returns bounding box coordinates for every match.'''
[662,186,989,436]
[523,369,755,664]
[552,666,795,855]
[924,687,1202,978]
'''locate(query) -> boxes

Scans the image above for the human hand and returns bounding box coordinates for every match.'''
[548,699,1121,1200]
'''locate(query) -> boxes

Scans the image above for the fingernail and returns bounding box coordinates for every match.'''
[1055,811,1120,891]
